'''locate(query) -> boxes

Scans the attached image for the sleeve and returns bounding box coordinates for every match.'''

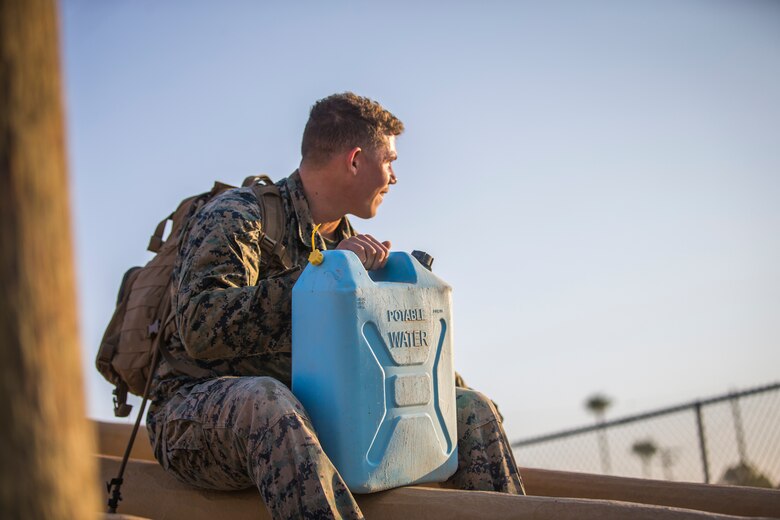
[173,190,300,360]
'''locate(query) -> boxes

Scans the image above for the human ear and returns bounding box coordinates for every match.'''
[347,147,362,174]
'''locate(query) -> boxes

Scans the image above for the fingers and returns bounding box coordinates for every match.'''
[335,234,391,270]
[346,235,388,270]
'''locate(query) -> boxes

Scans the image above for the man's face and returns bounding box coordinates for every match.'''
[352,134,397,219]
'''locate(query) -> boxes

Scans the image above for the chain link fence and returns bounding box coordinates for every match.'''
[512,382,780,488]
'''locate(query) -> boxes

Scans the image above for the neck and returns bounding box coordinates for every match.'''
[298,163,346,238]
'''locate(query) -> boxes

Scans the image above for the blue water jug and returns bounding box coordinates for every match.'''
[292,250,458,493]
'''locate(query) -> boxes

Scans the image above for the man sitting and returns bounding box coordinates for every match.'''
[147,92,524,519]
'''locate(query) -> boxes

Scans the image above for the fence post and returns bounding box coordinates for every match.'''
[597,422,612,475]
[694,402,710,483]
[729,395,748,464]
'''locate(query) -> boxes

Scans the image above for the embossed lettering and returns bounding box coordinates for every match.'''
[387,330,428,348]
[386,308,425,322]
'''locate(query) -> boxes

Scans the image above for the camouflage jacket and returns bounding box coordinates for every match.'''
[151,170,356,403]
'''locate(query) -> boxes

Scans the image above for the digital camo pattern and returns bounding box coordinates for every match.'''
[444,389,526,495]
[150,171,355,402]
[147,377,363,520]
[148,379,523,520]
[147,170,524,519]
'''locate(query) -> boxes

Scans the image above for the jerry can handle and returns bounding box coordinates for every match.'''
[367,251,422,284]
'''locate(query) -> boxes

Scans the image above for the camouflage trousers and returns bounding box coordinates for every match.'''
[147,377,524,520]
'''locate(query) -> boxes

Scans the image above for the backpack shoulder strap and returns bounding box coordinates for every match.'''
[148,181,235,254]
[243,175,292,270]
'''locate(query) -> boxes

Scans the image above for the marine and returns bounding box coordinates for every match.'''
[146,92,525,519]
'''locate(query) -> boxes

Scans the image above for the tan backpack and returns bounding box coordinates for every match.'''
[95,175,291,417]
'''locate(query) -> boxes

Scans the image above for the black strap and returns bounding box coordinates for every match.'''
[106,342,161,514]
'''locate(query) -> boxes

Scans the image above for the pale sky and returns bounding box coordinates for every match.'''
[61,0,780,448]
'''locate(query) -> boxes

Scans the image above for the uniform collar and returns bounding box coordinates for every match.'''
[286,170,355,249]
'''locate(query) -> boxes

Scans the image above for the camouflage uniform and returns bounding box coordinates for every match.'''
[147,171,524,520]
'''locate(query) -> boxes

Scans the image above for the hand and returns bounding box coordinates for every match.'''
[336,235,392,271]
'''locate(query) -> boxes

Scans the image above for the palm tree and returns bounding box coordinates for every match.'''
[719,462,774,489]
[632,439,658,478]
[585,393,612,474]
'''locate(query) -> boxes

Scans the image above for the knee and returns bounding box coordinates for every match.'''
[234,377,309,425]
[456,388,501,431]
[179,377,310,435]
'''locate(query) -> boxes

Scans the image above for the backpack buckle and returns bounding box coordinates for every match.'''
[148,319,160,338]
[112,386,133,417]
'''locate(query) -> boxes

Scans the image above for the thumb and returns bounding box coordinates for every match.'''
[382,240,392,250]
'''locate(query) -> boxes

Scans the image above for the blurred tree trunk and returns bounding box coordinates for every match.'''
[0,0,98,518]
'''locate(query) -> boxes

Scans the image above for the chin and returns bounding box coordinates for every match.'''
[352,206,378,220]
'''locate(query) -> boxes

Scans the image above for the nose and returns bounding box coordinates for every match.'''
[389,171,397,185]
